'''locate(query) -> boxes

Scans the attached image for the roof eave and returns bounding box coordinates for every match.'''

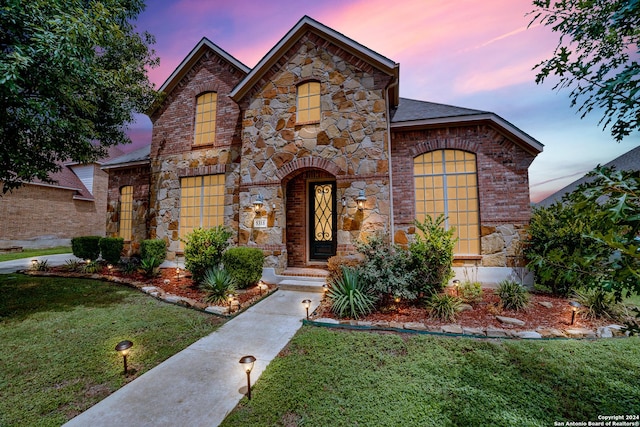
[230,16,397,103]
[148,38,250,116]
[101,159,150,171]
[391,113,544,155]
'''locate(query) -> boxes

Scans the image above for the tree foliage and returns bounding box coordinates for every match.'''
[529,0,640,141]
[0,0,158,192]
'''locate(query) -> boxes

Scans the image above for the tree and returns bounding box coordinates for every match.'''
[0,0,158,193]
[529,0,640,142]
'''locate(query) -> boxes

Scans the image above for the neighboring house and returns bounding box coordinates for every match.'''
[537,145,640,208]
[0,146,123,249]
[104,16,543,282]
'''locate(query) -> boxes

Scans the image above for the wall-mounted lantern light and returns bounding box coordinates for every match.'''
[452,279,460,297]
[253,194,264,213]
[569,301,582,325]
[115,340,133,375]
[302,299,312,320]
[356,190,367,210]
[239,355,256,400]
[341,196,347,207]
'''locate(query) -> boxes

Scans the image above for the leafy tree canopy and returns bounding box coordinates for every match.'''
[530,0,640,142]
[0,0,158,192]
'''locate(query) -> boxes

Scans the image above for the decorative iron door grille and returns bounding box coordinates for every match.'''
[309,182,337,260]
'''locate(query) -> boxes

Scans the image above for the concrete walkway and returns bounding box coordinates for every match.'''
[63,288,320,427]
[0,253,80,274]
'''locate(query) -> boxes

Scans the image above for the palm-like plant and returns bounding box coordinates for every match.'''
[327,267,376,319]
[200,267,237,305]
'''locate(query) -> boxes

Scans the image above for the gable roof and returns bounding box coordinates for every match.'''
[537,144,640,208]
[390,98,544,155]
[148,37,250,116]
[229,15,400,105]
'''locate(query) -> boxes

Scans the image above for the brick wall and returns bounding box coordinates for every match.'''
[391,124,536,267]
[0,165,108,244]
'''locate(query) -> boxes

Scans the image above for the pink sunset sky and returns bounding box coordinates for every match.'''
[128,0,640,202]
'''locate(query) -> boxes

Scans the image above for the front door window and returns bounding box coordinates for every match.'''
[309,181,336,260]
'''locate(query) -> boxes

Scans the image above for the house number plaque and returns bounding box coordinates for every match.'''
[253,218,267,228]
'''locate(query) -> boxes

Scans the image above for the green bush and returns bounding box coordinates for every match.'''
[496,280,529,311]
[409,214,457,295]
[355,233,416,303]
[222,247,264,289]
[141,239,167,264]
[99,237,124,264]
[573,286,620,320]
[71,236,101,260]
[459,280,483,304]
[328,267,376,319]
[200,267,236,305]
[426,293,462,322]
[81,260,101,274]
[139,256,161,278]
[183,226,233,284]
[326,255,362,284]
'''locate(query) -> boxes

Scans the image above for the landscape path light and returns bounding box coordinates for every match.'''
[115,340,133,376]
[452,279,460,297]
[239,355,256,400]
[31,259,38,269]
[302,299,312,320]
[570,301,582,325]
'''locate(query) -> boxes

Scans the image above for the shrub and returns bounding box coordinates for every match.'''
[62,259,83,272]
[140,256,161,278]
[496,279,529,311]
[183,226,233,284]
[355,233,416,303]
[81,260,101,274]
[409,215,457,295]
[326,255,362,284]
[328,267,376,319]
[426,293,461,322]
[141,239,167,264]
[459,281,483,304]
[119,257,139,275]
[572,286,620,320]
[71,236,101,260]
[99,237,124,264]
[200,267,236,305]
[222,247,264,289]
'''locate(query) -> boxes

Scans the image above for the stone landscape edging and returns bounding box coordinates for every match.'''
[21,270,277,318]
[305,318,629,340]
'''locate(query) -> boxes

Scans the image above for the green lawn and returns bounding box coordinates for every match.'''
[0,274,224,427]
[0,246,71,262]
[222,327,640,427]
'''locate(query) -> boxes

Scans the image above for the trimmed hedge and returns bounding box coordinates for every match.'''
[99,237,124,264]
[222,247,264,289]
[71,236,101,260]
[141,239,167,264]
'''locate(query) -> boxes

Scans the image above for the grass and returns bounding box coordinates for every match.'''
[0,274,224,427]
[221,326,640,427]
[0,246,71,262]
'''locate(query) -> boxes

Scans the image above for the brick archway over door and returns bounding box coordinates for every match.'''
[285,169,334,267]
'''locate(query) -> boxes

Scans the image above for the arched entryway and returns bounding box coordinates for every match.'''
[285,169,336,267]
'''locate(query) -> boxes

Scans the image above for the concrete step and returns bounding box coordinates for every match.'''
[278,279,326,293]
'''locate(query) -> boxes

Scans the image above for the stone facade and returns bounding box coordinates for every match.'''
[104,17,542,277]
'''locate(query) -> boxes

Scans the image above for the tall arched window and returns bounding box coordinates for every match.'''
[414,150,480,254]
[119,186,133,241]
[297,82,320,123]
[194,92,217,145]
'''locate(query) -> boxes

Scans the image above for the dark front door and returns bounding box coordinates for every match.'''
[309,181,336,260]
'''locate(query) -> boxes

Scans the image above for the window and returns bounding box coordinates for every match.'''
[297,82,320,123]
[194,92,217,145]
[414,150,480,254]
[119,186,133,241]
[179,174,225,248]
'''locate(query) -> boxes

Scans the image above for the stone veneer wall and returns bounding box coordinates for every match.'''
[105,165,150,256]
[236,31,394,270]
[148,49,245,259]
[390,125,536,268]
